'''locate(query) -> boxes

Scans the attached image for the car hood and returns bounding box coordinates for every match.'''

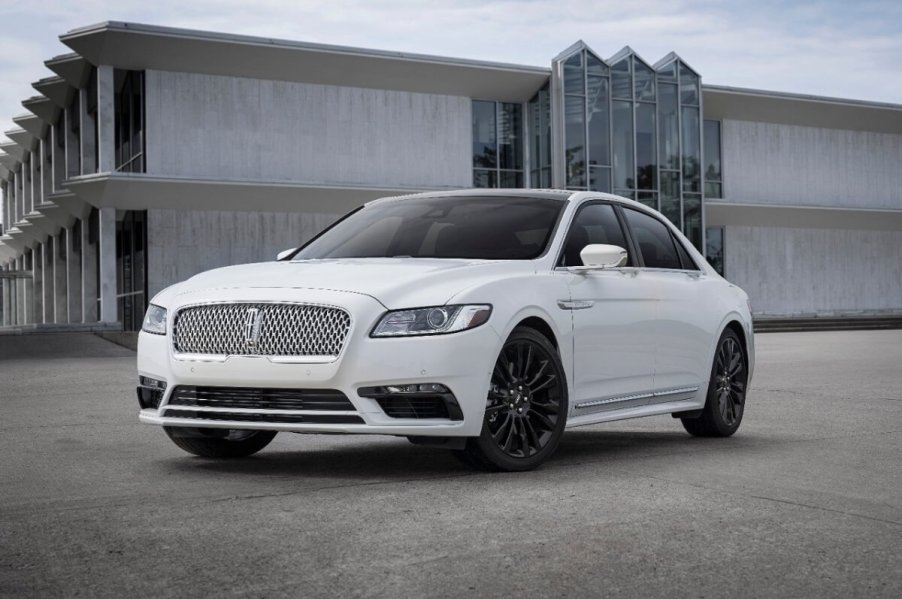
[168,258,535,309]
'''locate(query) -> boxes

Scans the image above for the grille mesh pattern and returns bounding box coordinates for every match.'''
[173,303,351,358]
[169,386,355,411]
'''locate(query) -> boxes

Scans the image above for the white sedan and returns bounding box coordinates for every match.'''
[137,189,754,471]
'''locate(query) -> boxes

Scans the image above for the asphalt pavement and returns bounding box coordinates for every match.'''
[1,330,900,598]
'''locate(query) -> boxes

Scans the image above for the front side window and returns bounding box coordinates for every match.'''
[622,208,681,269]
[559,203,631,267]
[294,196,564,261]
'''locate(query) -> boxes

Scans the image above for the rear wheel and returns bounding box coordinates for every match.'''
[455,327,568,471]
[681,328,747,437]
[164,427,277,458]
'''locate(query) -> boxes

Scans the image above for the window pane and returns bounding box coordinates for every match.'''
[541,167,552,188]
[660,170,680,228]
[683,194,702,250]
[681,106,700,193]
[529,85,551,170]
[704,119,722,184]
[705,227,724,276]
[657,60,678,83]
[472,100,496,169]
[500,170,523,188]
[473,169,496,188]
[564,52,584,96]
[586,54,609,88]
[705,181,723,198]
[614,189,635,200]
[636,103,656,190]
[612,100,633,190]
[499,102,523,171]
[680,64,699,105]
[560,203,630,267]
[637,192,657,210]
[611,57,631,99]
[589,166,611,193]
[623,208,682,269]
[588,77,610,166]
[565,94,587,188]
[658,83,679,170]
[674,235,697,270]
[634,60,655,101]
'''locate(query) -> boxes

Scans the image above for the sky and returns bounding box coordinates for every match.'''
[1,0,901,148]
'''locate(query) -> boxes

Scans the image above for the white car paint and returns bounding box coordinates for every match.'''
[137,190,754,439]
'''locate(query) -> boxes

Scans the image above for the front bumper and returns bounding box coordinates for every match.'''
[137,288,501,437]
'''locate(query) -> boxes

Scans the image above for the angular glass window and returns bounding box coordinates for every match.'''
[588,77,610,166]
[683,194,702,250]
[681,106,701,193]
[564,52,585,96]
[658,83,679,170]
[612,100,634,191]
[614,189,635,200]
[705,227,725,276]
[565,94,587,188]
[637,192,657,210]
[500,170,523,188]
[499,102,523,171]
[529,85,551,174]
[611,57,632,99]
[660,170,681,228]
[472,100,497,169]
[657,59,678,83]
[636,103,656,190]
[586,55,609,90]
[473,169,496,188]
[680,64,700,105]
[634,60,655,101]
[589,166,611,193]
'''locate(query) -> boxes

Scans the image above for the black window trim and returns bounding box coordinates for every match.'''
[554,198,639,269]
[617,204,702,273]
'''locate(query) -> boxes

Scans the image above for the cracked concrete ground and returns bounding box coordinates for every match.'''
[1,330,900,597]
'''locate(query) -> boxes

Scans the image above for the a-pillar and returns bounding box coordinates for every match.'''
[82,211,98,322]
[53,230,67,323]
[98,207,116,323]
[67,222,83,323]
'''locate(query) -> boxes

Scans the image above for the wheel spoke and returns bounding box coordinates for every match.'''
[518,418,529,454]
[530,374,557,393]
[528,408,555,432]
[524,418,541,453]
[525,360,549,387]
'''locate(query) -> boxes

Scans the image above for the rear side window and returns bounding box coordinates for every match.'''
[673,236,699,270]
[622,208,682,269]
[559,203,632,267]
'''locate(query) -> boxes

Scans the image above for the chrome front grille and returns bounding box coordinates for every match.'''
[172,303,351,359]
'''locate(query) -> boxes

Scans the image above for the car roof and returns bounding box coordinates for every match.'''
[367,188,575,206]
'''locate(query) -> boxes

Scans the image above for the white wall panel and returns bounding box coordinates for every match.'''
[144,70,471,189]
[146,209,337,298]
[725,226,902,316]
[722,119,902,210]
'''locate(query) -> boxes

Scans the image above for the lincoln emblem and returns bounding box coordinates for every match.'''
[244,307,263,347]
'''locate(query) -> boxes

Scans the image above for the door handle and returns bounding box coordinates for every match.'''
[558,300,594,310]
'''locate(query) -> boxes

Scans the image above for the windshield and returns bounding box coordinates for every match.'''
[293,196,565,261]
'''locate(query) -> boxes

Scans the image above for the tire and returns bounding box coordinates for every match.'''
[455,326,568,471]
[681,328,748,437]
[164,426,277,458]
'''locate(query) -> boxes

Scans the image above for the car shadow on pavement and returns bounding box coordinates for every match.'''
[155,429,735,480]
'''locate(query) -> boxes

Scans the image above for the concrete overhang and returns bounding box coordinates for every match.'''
[1,232,29,253]
[6,224,41,248]
[0,142,25,162]
[0,243,16,262]
[0,165,9,179]
[34,202,76,230]
[5,128,37,151]
[12,113,46,140]
[23,212,62,238]
[22,96,60,126]
[64,172,443,214]
[61,21,551,102]
[706,201,902,232]
[703,85,902,134]
[32,76,74,109]
[48,190,93,221]
[45,53,91,88]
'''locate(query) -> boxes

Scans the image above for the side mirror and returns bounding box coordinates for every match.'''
[276,248,297,261]
[578,244,628,269]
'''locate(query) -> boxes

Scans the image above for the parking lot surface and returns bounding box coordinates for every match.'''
[1,330,900,597]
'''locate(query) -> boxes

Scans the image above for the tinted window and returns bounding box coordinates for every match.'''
[560,203,631,267]
[622,208,681,269]
[294,196,564,261]
[674,235,698,270]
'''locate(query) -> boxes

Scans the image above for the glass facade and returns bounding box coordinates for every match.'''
[704,119,723,198]
[472,99,524,188]
[528,84,552,187]
[114,70,145,173]
[551,45,706,251]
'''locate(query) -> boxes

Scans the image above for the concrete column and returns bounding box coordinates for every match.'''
[23,251,34,325]
[41,137,52,204]
[66,223,83,323]
[52,122,65,192]
[53,231,67,323]
[96,65,115,173]
[32,248,42,324]
[42,241,53,324]
[16,256,25,324]
[81,212,98,322]
[79,88,96,175]
[23,156,32,215]
[2,276,10,326]
[66,102,80,178]
[98,207,116,323]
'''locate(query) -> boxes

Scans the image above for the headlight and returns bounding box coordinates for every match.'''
[371,304,492,337]
[142,304,168,335]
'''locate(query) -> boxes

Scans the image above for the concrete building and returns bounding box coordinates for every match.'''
[1,22,901,331]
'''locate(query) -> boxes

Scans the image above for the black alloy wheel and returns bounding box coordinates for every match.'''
[164,426,277,458]
[456,326,567,471]
[681,328,748,437]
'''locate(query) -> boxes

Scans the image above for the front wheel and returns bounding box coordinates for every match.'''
[455,327,568,471]
[164,427,277,458]
[681,328,748,437]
